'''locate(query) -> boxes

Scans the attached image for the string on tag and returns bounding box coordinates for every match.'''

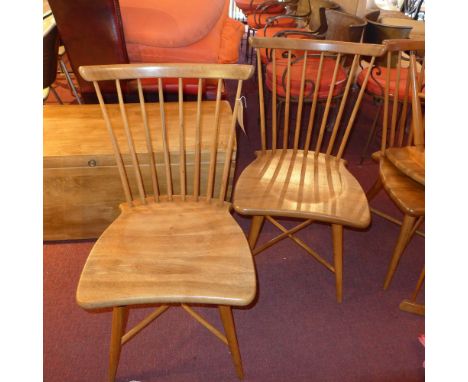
[236,96,247,135]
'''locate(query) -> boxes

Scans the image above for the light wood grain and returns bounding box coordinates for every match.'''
[72,64,255,382]
[379,157,424,216]
[234,38,387,301]
[385,146,424,185]
[234,150,370,227]
[249,36,386,56]
[365,40,425,289]
[76,198,256,309]
[79,63,254,82]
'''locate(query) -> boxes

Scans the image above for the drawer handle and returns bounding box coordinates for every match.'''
[88,159,97,167]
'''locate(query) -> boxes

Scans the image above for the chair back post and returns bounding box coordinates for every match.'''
[380,39,425,152]
[250,37,387,160]
[79,63,254,206]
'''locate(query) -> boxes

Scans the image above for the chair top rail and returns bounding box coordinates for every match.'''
[383,38,425,52]
[249,36,387,56]
[79,63,255,82]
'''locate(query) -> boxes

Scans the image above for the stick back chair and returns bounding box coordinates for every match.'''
[358,13,414,162]
[365,39,425,290]
[233,37,387,302]
[76,62,256,381]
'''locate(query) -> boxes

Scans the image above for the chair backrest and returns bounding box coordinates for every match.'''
[43,22,59,89]
[402,0,424,20]
[251,36,386,159]
[308,0,340,33]
[323,9,367,42]
[79,63,254,207]
[379,39,425,152]
[364,13,412,44]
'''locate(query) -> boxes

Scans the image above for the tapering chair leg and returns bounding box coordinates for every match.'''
[410,265,425,302]
[383,214,417,290]
[108,306,126,382]
[332,224,343,303]
[50,86,63,105]
[219,306,244,380]
[366,176,383,202]
[248,215,265,250]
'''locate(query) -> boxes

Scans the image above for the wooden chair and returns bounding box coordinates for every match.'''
[365,39,425,290]
[358,12,414,162]
[264,8,366,69]
[399,265,424,315]
[233,37,387,302]
[76,63,256,381]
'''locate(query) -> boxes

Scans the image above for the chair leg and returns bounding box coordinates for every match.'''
[219,306,244,380]
[383,214,417,290]
[331,224,343,303]
[245,27,251,60]
[366,175,383,202]
[108,306,126,382]
[248,215,265,250]
[59,58,83,104]
[50,86,63,105]
[359,101,382,164]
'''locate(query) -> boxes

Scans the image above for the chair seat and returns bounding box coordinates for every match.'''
[236,0,285,14]
[380,156,425,216]
[233,149,371,228]
[266,57,347,98]
[256,27,311,63]
[385,146,425,185]
[247,13,296,29]
[358,65,424,99]
[77,198,256,309]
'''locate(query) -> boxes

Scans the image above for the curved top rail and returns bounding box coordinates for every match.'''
[79,63,255,82]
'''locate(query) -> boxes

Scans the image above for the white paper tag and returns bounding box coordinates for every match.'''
[236,96,247,135]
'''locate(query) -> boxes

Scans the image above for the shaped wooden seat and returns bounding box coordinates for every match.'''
[75,62,255,381]
[379,156,424,216]
[234,37,387,302]
[385,145,424,185]
[234,149,369,228]
[78,198,255,309]
[365,39,425,290]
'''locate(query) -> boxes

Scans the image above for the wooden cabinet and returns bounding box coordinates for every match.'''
[44,102,236,240]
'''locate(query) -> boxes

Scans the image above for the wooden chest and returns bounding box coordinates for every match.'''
[44,101,236,241]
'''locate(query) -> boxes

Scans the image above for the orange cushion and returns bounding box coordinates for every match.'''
[236,0,285,14]
[133,78,207,96]
[357,66,423,99]
[120,0,226,48]
[256,27,310,64]
[247,13,296,29]
[266,57,347,99]
[124,0,242,64]
[219,18,244,63]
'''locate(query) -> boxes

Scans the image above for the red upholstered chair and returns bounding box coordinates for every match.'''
[258,10,366,128]
[235,0,286,16]
[120,0,243,65]
[48,0,244,102]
